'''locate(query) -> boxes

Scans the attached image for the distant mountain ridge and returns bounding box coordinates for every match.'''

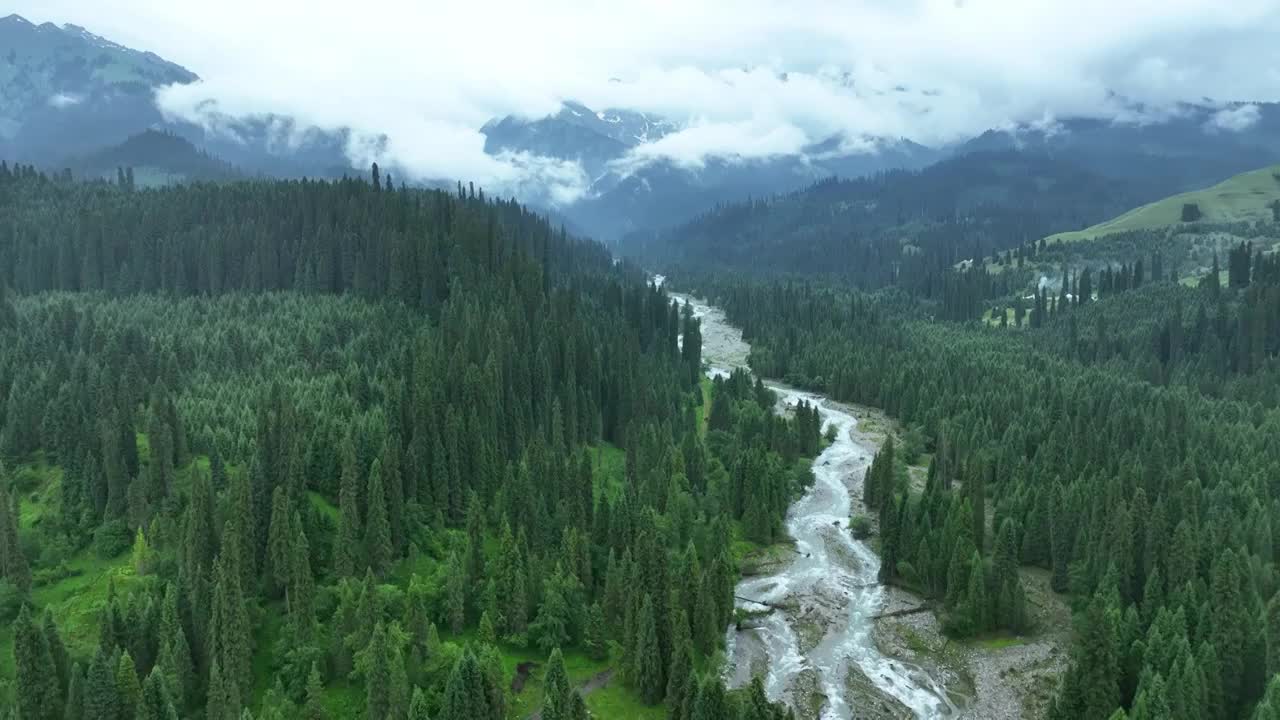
[0,14,354,179]
[636,150,1140,286]
[482,99,1280,244]
[957,105,1280,201]
[482,100,677,179]
[4,13,1280,250]
[482,99,944,240]
[0,13,196,160]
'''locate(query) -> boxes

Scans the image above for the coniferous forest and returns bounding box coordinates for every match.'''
[0,164,815,720]
[7,155,1280,720]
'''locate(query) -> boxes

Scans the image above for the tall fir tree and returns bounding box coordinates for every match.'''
[139,667,179,720]
[83,648,120,720]
[364,459,393,576]
[356,622,409,720]
[288,524,316,640]
[541,648,572,720]
[64,663,85,720]
[335,434,363,578]
[210,552,253,711]
[115,652,141,720]
[0,484,31,593]
[266,485,293,595]
[632,595,665,704]
[13,605,62,720]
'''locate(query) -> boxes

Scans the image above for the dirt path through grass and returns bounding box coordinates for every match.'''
[524,668,616,720]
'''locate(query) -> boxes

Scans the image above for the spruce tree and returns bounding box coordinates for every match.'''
[139,668,179,720]
[665,614,695,720]
[226,468,258,589]
[64,663,85,720]
[542,648,572,720]
[356,622,408,720]
[632,595,665,704]
[878,494,900,584]
[348,570,382,655]
[42,611,69,699]
[689,675,730,720]
[495,522,528,640]
[1058,595,1120,719]
[531,566,573,653]
[0,484,31,593]
[115,651,141,720]
[364,459,393,576]
[183,469,216,593]
[83,648,120,720]
[583,602,608,661]
[303,662,328,720]
[288,525,316,640]
[439,650,494,720]
[992,519,1029,632]
[743,677,777,720]
[961,552,989,634]
[1209,548,1247,717]
[1256,675,1280,720]
[160,583,194,708]
[969,459,986,554]
[266,485,293,594]
[478,610,497,646]
[13,604,62,720]
[1267,592,1280,678]
[211,553,253,710]
[408,686,431,720]
[131,526,155,576]
[335,434,363,578]
[206,658,239,720]
[444,551,466,634]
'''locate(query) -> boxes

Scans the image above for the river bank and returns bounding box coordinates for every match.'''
[670,287,1068,720]
[842,399,1070,720]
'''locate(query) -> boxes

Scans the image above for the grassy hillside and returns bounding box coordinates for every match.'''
[1049,164,1280,243]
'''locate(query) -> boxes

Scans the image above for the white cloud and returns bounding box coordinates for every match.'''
[47,93,82,109]
[1206,103,1262,133]
[11,0,1280,197]
[616,120,810,171]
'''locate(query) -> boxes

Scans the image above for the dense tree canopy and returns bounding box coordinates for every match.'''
[0,166,801,718]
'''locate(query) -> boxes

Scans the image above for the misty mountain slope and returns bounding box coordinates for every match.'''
[482,100,943,241]
[960,105,1280,200]
[166,115,356,179]
[482,100,676,178]
[0,15,355,179]
[636,150,1137,285]
[573,136,943,241]
[0,14,196,160]
[67,129,241,185]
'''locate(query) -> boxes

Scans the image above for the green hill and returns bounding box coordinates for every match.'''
[70,129,241,185]
[1048,164,1280,243]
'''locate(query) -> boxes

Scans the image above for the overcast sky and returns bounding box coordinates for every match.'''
[13,0,1280,198]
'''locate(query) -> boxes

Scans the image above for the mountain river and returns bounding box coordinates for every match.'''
[667,288,956,720]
